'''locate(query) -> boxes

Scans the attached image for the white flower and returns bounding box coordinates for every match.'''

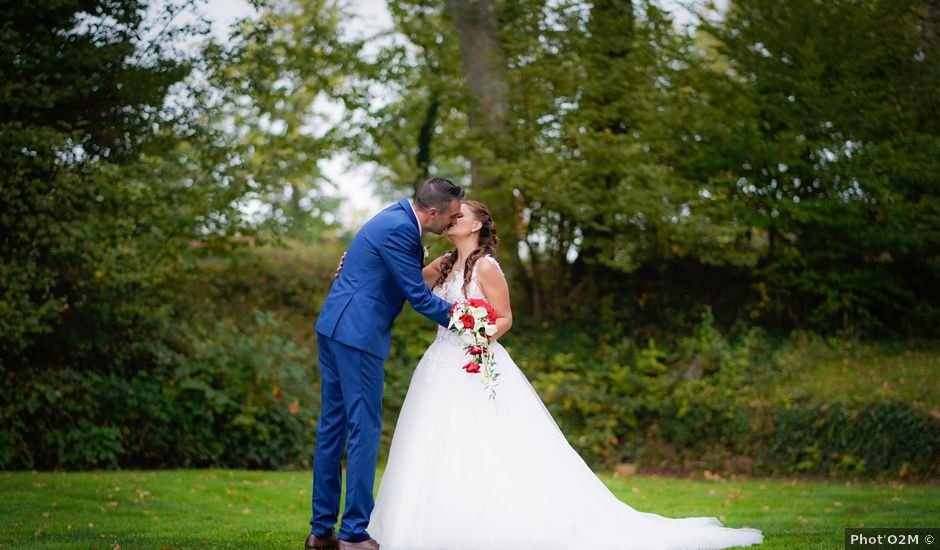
[484,323,498,336]
[471,306,487,319]
[460,331,476,345]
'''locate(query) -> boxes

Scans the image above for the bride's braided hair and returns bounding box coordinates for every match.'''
[435,200,499,297]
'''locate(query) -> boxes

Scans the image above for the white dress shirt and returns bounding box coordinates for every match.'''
[408,200,422,236]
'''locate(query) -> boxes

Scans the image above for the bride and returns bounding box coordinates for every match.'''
[367,200,763,550]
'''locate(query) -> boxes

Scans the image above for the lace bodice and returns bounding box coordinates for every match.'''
[431,255,502,346]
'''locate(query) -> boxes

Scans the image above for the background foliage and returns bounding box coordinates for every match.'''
[1,0,937,476]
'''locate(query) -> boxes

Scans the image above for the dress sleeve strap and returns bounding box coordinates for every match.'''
[482,255,503,273]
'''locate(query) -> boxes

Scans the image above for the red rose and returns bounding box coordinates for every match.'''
[460,313,475,329]
[469,345,484,356]
[463,362,481,374]
[450,301,460,315]
[468,298,497,323]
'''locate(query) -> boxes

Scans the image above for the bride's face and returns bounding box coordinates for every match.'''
[446,203,481,242]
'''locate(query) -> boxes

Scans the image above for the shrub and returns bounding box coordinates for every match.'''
[0,311,318,470]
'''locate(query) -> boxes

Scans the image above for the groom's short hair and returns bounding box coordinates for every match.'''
[415,177,464,212]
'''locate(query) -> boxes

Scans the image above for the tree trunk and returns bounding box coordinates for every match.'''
[445,0,509,137]
[445,0,519,274]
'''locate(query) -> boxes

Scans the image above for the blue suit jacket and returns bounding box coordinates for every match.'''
[315,199,452,359]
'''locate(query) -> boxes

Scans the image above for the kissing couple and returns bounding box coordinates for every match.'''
[304,177,763,550]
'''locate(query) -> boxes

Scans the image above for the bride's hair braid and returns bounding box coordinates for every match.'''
[433,201,499,297]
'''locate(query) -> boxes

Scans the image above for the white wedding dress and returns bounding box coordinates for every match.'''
[368,256,763,550]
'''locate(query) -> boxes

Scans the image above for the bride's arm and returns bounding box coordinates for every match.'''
[422,252,450,287]
[476,259,513,339]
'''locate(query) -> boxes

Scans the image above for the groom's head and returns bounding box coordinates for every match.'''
[415,177,464,235]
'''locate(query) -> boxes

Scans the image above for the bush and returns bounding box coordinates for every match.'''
[509,308,940,479]
[167,311,318,468]
[4,238,937,479]
[0,311,318,470]
[645,394,940,479]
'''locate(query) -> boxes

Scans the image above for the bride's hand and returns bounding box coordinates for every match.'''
[433,251,452,266]
[334,251,347,279]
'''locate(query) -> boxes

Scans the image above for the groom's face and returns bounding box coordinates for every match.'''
[426,198,462,235]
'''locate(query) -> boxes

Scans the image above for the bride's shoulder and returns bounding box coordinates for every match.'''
[475,255,504,278]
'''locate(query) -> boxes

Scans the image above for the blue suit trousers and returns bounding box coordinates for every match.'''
[309,333,385,543]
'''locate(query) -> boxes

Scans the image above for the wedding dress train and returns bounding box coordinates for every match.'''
[368,256,763,550]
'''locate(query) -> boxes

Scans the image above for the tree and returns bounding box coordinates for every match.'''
[697,0,940,333]
[0,0,339,469]
[486,1,753,315]
[205,0,357,241]
[0,0,216,365]
[354,0,471,197]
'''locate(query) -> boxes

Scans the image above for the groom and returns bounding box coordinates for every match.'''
[305,178,464,550]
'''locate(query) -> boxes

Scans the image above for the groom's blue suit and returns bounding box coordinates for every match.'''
[310,199,452,543]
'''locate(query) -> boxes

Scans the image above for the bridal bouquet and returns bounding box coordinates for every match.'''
[449,298,500,399]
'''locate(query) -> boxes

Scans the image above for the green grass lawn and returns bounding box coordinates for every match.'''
[2,469,938,549]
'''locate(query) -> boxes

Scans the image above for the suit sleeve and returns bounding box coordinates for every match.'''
[378,225,452,328]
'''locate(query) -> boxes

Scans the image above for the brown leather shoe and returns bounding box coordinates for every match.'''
[304,532,339,550]
[338,538,380,550]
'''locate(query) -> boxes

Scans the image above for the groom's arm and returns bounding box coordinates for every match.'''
[378,225,452,328]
